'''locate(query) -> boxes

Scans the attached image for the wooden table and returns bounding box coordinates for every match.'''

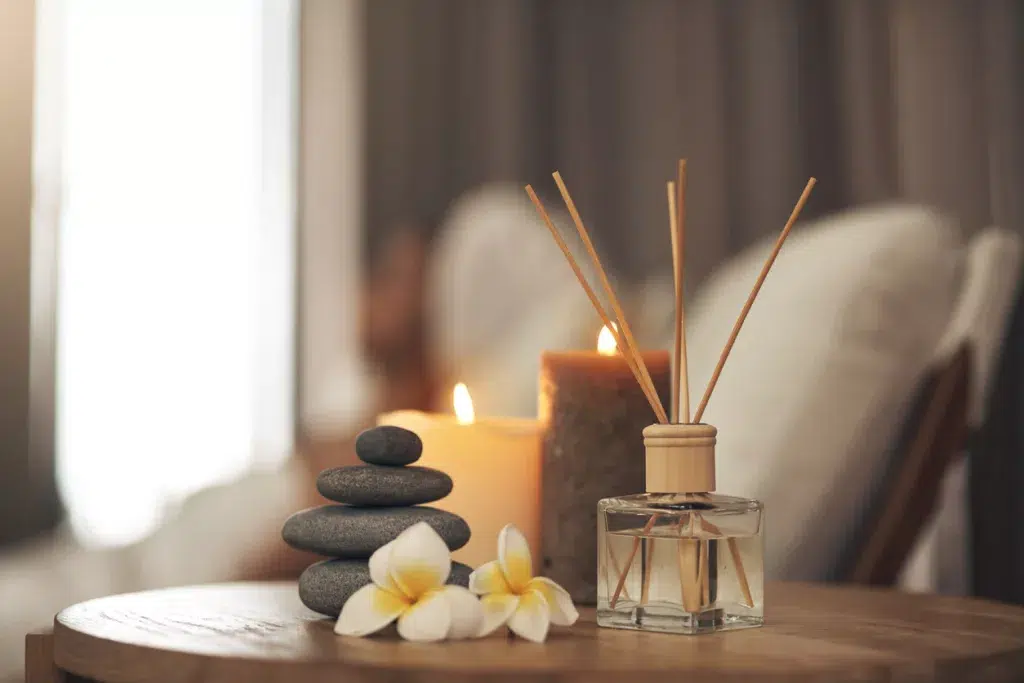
[25,581,1024,682]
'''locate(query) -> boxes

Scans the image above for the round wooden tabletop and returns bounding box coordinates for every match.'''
[51,581,1024,683]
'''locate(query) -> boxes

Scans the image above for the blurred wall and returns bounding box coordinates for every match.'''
[0,0,62,546]
[298,0,373,435]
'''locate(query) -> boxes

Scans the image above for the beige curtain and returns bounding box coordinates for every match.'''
[364,0,1023,286]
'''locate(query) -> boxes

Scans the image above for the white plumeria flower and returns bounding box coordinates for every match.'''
[334,521,484,642]
[470,524,579,643]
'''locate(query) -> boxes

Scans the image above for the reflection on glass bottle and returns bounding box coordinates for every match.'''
[597,492,764,634]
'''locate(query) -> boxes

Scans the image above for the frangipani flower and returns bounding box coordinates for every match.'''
[335,521,484,642]
[470,524,579,643]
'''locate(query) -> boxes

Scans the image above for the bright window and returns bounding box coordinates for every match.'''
[55,0,296,547]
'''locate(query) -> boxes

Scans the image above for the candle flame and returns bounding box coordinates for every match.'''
[597,324,619,356]
[453,383,475,425]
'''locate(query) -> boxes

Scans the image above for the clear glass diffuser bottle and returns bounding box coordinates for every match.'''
[597,423,764,634]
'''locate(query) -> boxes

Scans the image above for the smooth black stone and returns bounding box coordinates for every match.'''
[317,465,453,507]
[355,425,423,466]
[298,559,473,617]
[281,505,471,558]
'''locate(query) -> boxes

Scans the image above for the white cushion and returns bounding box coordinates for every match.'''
[683,204,964,580]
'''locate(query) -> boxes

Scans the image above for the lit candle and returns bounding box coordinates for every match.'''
[539,325,671,604]
[377,385,542,570]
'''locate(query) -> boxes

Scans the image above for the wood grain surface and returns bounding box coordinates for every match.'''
[48,581,1024,683]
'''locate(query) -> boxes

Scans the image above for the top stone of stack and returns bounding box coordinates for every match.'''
[355,425,422,466]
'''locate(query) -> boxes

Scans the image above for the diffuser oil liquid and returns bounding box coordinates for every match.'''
[597,493,764,635]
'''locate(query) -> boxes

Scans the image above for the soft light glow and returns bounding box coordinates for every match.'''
[54,0,295,548]
[453,383,475,425]
[597,324,619,356]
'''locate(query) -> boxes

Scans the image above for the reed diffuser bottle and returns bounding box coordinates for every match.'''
[527,161,815,635]
[596,424,763,634]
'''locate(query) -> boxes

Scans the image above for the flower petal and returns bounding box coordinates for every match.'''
[368,539,401,593]
[526,577,578,627]
[497,524,533,592]
[469,560,511,596]
[438,585,484,640]
[389,521,452,600]
[507,589,551,643]
[477,593,519,637]
[396,589,451,642]
[334,584,408,637]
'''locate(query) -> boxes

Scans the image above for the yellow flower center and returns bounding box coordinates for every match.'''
[394,563,442,600]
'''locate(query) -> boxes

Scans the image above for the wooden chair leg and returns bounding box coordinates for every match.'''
[25,628,63,683]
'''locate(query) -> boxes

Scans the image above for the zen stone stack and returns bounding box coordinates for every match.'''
[282,425,473,617]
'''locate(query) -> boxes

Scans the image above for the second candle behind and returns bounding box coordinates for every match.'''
[377,385,542,570]
[539,326,671,605]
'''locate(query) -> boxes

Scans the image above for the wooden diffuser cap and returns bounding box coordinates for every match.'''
[643,423,717,493]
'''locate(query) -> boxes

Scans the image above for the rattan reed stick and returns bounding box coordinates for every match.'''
[693,177,817,423]
[610,514,659,608]
[525,186,667,421]
[676,160,691,423]
[640,537,656,606]
[668,181,681,424]
[552,172,669,425]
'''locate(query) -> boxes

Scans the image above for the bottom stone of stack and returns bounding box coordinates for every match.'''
[298,558,475,617]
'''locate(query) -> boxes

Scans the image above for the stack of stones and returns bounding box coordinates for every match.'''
[282,425,474,617]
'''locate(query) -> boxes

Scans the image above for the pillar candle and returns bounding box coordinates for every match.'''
[377,393,542,570]
[539,328,671,604]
